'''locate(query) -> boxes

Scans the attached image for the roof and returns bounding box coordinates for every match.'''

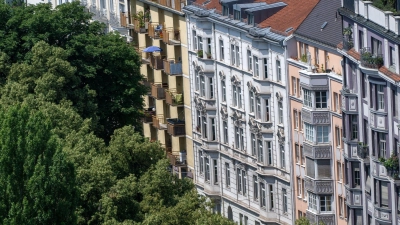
[295,0,342,48]
[192,0,319,34]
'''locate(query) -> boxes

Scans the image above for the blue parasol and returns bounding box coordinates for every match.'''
[143,46,162,53]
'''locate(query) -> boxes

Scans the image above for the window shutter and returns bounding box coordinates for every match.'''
[365,175,371,193]
[317,159,331,178]
[381,182,389,206]
[306,158,315,178]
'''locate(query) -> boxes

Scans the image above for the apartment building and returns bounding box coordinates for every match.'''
[337,0,400,224]
[130,0,194,179]
[183,0,319,224]
[288,1,344,225]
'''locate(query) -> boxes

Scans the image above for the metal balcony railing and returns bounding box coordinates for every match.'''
[150,55,164,70]
[148,24,163,39]
[165,89,183,106]
[163,59,182,75]
[162,28,181,45]
[360,47,383,69]
[151,83,167,99]
[167,118,185,136]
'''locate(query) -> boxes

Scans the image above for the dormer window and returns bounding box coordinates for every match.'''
[234,10,241,20]
[248,14,254,25]
[223,6,229,16]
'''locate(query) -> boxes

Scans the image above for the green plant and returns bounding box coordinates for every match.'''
[383,154,399,170]
[321,64,325,73]
[133,11,145,27]
[197,50,203,58]
[343,26,352,36]
[300,54,307,63]
[379,157,386,163]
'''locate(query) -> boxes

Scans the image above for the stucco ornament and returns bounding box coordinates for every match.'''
[277,127,285,144]
[248,117,262,138]
[275,91,283,101]
[231,75,241,85]
[231,110,243,126]
[194,96,206,114]
[220,106,228,120]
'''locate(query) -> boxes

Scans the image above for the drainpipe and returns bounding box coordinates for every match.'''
[282,34,296,225]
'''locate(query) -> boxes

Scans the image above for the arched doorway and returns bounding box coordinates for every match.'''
[227,206,233,221]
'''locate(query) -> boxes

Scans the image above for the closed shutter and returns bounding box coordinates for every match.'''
[381,182,389,206]
[317,159,331,178]
[306,158,315,178]
[355,209,363,225]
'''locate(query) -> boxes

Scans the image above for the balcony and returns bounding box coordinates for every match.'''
[133,18,149,33]
[151,83,167,99]
[165,89,183,106]
[163,59,182,75]
[360,47,383,69]
[138,47,151,64]
[342,36,353,51]
[152,115,167,130]
[148,23,163,39]
[150,55,164,70]
[167,118,185,136]
[357,143,369,159]
[306,211,335,225]
[303,142,332,159]
[304,177,334,194]
[162,28,181,45]
[301,107,330,125]
[120,12,128,27]
[142,108,155,123]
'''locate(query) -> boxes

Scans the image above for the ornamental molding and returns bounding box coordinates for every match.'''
[220,106,228,121]
[248,117,262,138]
[231,110,243,126]
[219,71,225,80]
[275,91,283,102]
[194,96,206,114]
[247,81,260,96]
[231,75,241,85]
[277,127,285,144]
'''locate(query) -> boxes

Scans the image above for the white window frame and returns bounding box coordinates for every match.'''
[276,60,281,82]
[266,141,273,165]
[303,89,313,108]
[210,118,216,141]
[315,91,327,109]
[253,176,258,201]
[280,145,285,169]
[199,150,204,174]
[247,50,252,71]
[200,75,206,97]
[250,91,255,113]
[308,192,317,212]
[219,39,224,61]
[205,157,210,181]
[305,123,314,142]
[265,99,270,122]
[198,36,203,51]
[278,102,283,124]
[213,159,218,184]
[282,188,288,213]
[209,77,214,99]
[316,126,329,143]
[221,80,226,102]
[258,140,264,163]
[223,121,228,144]
[320,195,332,212]
[231,44,235,65]
[263,58,268,79]
[377,85,385,110]
[269,184,274,211]
[253,56,259,77]
[225,163,230,187]
[256,97,261,119]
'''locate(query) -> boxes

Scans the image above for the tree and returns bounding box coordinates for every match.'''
[0,2,147,140]
[0,106,77,224]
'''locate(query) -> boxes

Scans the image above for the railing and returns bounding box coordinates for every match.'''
[152,115,167,130]
[360,47,383,69]
[150,55,164,70]
[133,18,148,33]
[162,28,181,45]
[167,118,185,136]
[163,59,182,75]
[165,89,183,106]
[148,24,163,39]
[151,83,167,99]
[357,144,369,159]
[342,36,353,51]
[142,108,154,123]
[120,12,128,27]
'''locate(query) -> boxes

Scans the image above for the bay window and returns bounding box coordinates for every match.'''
[303,89,312,107]
[316,126,329,143]
[315,91,327,108]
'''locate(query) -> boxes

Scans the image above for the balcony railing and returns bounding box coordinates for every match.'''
[342,36,353,51]
[148,23,163,39]
[162,28,181,45]
[167,118,185,136]
[142,108,154,123]
[133,18,148,33]
[150,55,164,70]
[152,115,167,130]
[151,83,167,99]
[357,143,369,159]
[165,89,183,106]
[120,12,128,27]
[163,59,182,75]
[360,47,384,69]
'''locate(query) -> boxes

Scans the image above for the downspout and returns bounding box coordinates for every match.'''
[282,34,296,225]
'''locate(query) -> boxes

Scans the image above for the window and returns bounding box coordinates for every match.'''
[292,77,297,96]
[193,30,197,50]
[335,126,341,147]
[359,30,364,50]
[280,145,285,169]
[371,37,382,56]
[238,86,242,108]
[233,86,238,107]
[244,216,248,225]
[390,46,395,67]
[234,10,240,20]
[377,85,385,110]
[362,73,367,98]
[253,176,258,201]
[337,161,343,182]
[231,44,235,65]
[265,99,270,122]
[209,77,214,99]
[317,159,331,179]
[314,47,319,65]
[211,118,216,141]
[294,110,299,129]
[278,102,283,124]
[354,167,360,187]
[379,133,386,158]
[299,111,303,131]
[251,134,256,156]
[306,158,315,178]
[315,91,327,108]
[237,168,242,193]
[282,188,288,213]
[324,50,329,70]
[219,40,224,61]
[365,166,371,194]
[213,159,218,184]
[196,110,201,132]
[305,123,314,142]
[237,169,247,195]
[297,177,302,197]
[202,116,207,139]
[247,50,252,71]
[239,214,243,225]
[223,121,228,144]
[199,151,204,174]
[308,192,317,211]
[393,89,398,117]
[253,56,259,77]
[256,98,261,119]
[195,71,200,91]
[333,93,339,112]
[381,181,389,207]
[295,144,300,164]
[225,163,230,187]
[198,36,203,50]
[303,89,312,107]
[276,60,281,82]
[258,140,264,163]
[235,127,244,150]
[300,145,305,165]
[266,141,273,165]
[317,126,329,143]
[205,157,210,181]
[200,75,205,96]
[339,196,344,217]
[248,14,254,25]
[269,184,274,210]
[301,179,305,198]
[351,115,358,140]
[236,45,240,67]
[250,91,255,113]
[223,5,228,16]
[207,38,211,56]
[260,182,266,207]
[320,196,332,212]
[221,80,226,102]
[264,58,268,79]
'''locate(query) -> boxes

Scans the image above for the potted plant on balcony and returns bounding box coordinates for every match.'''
[206,51,212,59]
[197,50,203,58]
[300,54,307,63]
[381,153,399,177]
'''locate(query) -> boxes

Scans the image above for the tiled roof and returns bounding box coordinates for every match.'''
[193,0,319,34]
[295,0,342,48]
[347,48,360,61]
[337,42,343,50]
[379,66,400,82]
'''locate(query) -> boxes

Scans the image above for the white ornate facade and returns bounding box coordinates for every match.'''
[184,4,294,225]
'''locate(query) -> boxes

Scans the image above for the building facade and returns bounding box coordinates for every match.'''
[288,1,345,224]
[338,0,400,224]
[184,0,318,224]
